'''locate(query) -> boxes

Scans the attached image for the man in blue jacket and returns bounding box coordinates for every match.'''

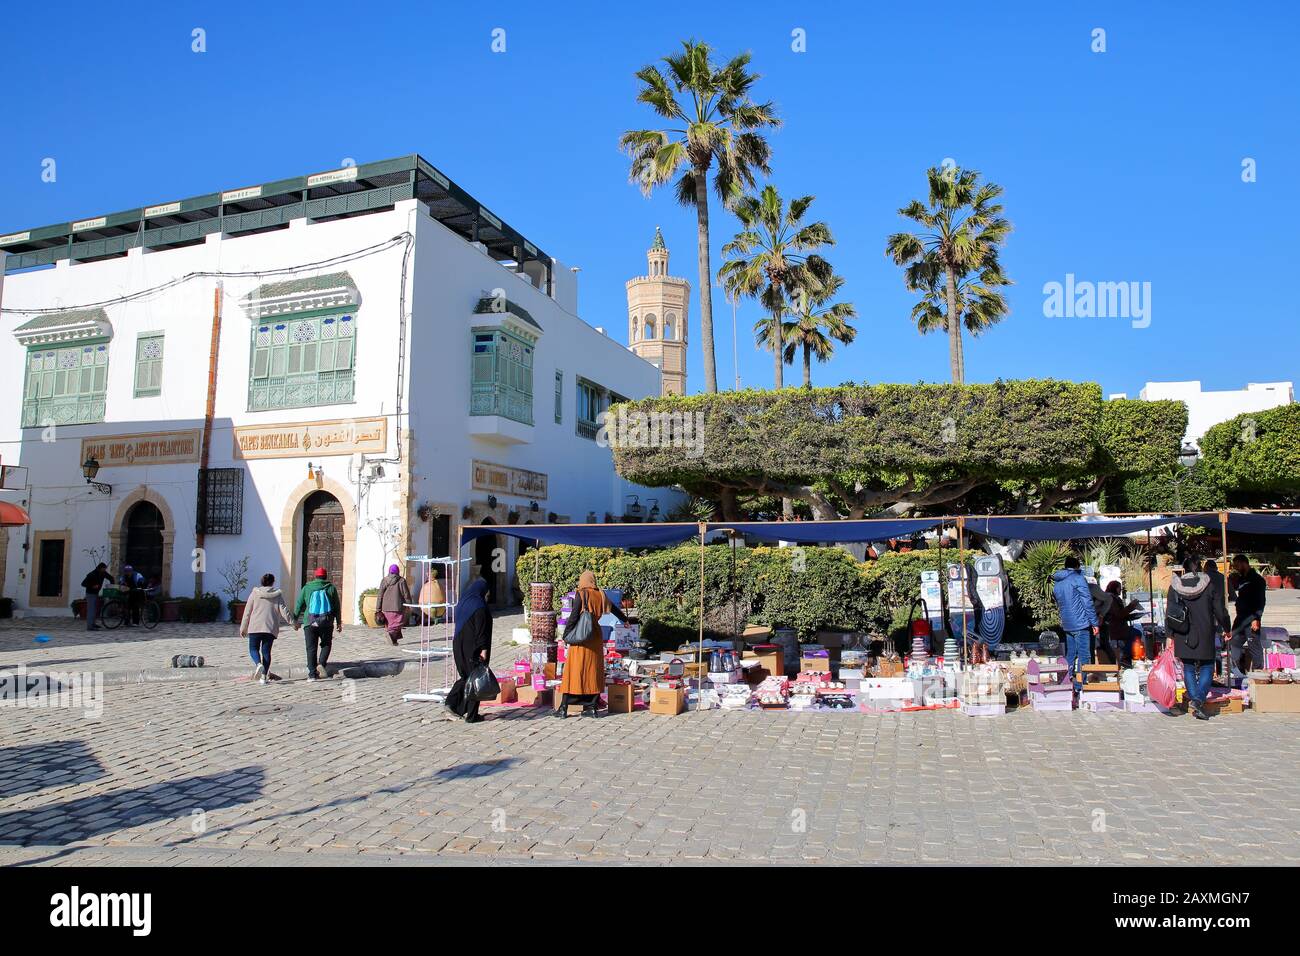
[1052,556,1100,696]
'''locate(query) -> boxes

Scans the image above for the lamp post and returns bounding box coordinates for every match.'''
[1171,444,1200,513]
[81,456,112,495]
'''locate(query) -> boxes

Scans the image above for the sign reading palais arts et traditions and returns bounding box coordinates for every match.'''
[80,430,201,468]
[233,417,387,460]
[472,460,548,500]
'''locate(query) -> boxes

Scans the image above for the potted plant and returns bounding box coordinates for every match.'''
[359,587,381,627]
[160,593,183,622]
[218,555,251,624]
[1262,551,1289,590]
[180,592,222,623]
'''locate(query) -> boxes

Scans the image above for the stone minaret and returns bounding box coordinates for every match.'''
[625,226,689,395]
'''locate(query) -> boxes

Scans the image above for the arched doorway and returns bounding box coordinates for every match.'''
[124,501,165,583]
[473,517,499,605]
[301,491,345,592]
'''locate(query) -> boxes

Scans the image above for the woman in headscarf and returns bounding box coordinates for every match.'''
[377,564,412,645]
[443,578,492,724]
[556,571,626,718]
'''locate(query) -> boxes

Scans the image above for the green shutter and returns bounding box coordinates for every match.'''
[247,309,357,412]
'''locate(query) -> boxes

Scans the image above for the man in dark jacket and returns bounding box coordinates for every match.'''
[293,568,342,681]
[1052,556,1099,695]
[1166,564,1231,720]
[1229,554,1267,676]
[80,562,113,631]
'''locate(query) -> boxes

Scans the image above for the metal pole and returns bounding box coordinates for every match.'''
[957,516,968,663]
[698,522,707,687]
[1219,511,1232,688]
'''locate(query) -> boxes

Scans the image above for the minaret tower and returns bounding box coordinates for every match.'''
[625,226,689,395]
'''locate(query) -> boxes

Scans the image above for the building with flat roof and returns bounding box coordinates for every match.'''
[0,155,680,617]
[1108,380,1295,451]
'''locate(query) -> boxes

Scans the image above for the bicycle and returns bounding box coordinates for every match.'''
[100,592,160,630]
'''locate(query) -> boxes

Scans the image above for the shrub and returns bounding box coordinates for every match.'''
[859,549,977,639]
[180,592,221,623]
[1006,541,1071,631]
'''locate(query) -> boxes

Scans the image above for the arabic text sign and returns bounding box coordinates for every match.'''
[471,459,547,500]
[234,417,388,459]
[80,430,201,468]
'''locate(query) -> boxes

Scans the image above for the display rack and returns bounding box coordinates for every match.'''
[401,554,462,704]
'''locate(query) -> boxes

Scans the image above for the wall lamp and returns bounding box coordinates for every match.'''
[81,456,112,495]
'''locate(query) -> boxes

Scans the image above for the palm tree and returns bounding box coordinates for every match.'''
[782,276,857,387]
[620,40,780,394]
[908,264,1010,341]
[718,185,834,390]
[885,166,1012,383]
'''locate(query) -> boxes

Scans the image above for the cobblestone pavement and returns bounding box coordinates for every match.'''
[2,616,1299,866]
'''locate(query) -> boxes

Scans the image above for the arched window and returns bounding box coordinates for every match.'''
[664,313,676,340]
[630,316,638,341]
[644,313,656,339]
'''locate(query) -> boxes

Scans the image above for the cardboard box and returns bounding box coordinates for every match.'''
[514,685,553,707]
[744,645,783,678]
[606,683,636,714]
[649,685,685,716]
[1251,682,1300,714]
[489,678,517,705]
[800,655,831,673]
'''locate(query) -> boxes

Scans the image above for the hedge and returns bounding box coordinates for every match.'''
[1200,403,1300,498]
[607,381,1186,514]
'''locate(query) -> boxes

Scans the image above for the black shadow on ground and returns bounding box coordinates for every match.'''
[0,739,106,798]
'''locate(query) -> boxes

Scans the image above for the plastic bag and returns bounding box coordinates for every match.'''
[1147,640,1178,709]
[467,664,501,702]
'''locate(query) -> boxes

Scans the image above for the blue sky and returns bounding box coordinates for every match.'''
[2,1,1296,396]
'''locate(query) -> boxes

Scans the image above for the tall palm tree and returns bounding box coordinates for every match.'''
[909,265,1011,340]
[620,40,780,394]
[885,167,1012,383]
[718,185,834,390]
[782,276,857,387]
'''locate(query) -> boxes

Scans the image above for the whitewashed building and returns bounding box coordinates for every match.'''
[1109,380,1295,451]
[0,155,679,618]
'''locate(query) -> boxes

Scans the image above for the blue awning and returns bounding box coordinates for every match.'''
[1219,511,1300,535]
[459,522,702,548]
[964,516,1177,541]
[710,518,945,544]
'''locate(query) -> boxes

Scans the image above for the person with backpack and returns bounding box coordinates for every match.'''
[294,568,342,681]
[80,562,114,631]
[442,578,492,724]
[1052,556,1099,699]
[1165,562,1231,720]
[239,573,297,684]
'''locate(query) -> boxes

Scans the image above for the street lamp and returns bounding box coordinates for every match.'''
[81,456,112,495]
[1171,444,1200,513]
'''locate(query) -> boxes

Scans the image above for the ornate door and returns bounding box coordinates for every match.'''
[302,491,345,599]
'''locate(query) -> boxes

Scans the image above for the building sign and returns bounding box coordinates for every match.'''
[307,167,359,188]
[0,231,30,246]
[71,216,107,233]
[222,185,263,203]
[471,460,548,500]
[233,417,387,459]
[144,201,182,218]
[80,429,201,468]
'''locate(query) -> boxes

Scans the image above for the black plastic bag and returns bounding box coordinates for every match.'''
[466,664,501,702]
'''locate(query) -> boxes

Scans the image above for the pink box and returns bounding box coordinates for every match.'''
[1266,653,1296,669]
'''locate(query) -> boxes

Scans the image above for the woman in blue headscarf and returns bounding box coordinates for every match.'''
[443,578,492,723]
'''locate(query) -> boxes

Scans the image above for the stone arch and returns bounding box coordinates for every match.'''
[644,313,657,339]
[664,312,676,340]
[109,487,177,596]
[280,475,358,622]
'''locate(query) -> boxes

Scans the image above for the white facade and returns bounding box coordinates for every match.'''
[1110,380,1295,450]
[0,157,679,618]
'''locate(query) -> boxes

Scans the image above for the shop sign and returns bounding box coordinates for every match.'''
[80,429,201,468]
[233,417,387,459]
[471,459,547,500]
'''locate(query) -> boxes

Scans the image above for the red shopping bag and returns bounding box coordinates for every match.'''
[1147,640,1178,709]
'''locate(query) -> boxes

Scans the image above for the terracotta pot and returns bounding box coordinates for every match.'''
[1265,575,1283,590]
[161,599,182,622]
[71,599,87,620]
[361,592,380,627]
[229,601,246,625]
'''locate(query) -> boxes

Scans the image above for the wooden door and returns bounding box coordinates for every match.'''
[302,491,345,601]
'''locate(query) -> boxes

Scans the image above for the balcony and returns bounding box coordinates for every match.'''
[469,386,533,445]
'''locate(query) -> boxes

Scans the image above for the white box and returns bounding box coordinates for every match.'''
[511,627,532,646]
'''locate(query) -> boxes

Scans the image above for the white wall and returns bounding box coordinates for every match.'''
[1137,380,1295,448]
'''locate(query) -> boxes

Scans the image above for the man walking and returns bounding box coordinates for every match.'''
[294,567,342,681]
[1052,556,1099,701]
[80,562,113,631]
[1229,554,1267,677]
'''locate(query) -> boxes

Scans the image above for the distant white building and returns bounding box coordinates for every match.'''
[1108,380,1295,451]
[0,154,681,618]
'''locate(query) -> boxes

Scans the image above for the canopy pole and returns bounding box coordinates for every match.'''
[698,522,707,683]
[957,516,968,664]
[1219,511,1232,688]
[1146,530,1155,655]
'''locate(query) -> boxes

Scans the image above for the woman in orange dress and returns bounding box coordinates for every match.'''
[556,571,626,718]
